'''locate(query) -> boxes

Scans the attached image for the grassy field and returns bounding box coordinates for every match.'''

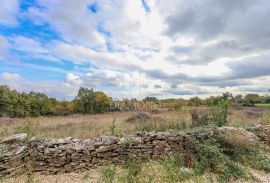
[1,106,270,183]
[255,103,270,107]
[0,106,269,140]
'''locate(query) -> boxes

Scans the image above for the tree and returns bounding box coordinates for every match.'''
[75,87,96,114]
[94,91,110,113]
[29,92,50,116]
[143,96,159,103]
[244,93,261,106]
[233,94,244,106]
[188,97,202,106]
[222,92,233,101]
[0,85,11,116]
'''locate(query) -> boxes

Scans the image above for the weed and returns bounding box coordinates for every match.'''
[162,156,181,182]
[261,109,270,125]
[233,147,270,172]
[216,130,270,172]
[100,166,116,183]
[81,171,91,180]
[134,119,188,132]
[162,155,194,182]
[198,114,211,126]
[15,119,37,138]
[122,158,141,183]
[110,118,117,136]
[126,158,141,176]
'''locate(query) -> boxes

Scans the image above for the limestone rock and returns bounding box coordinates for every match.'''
[1,133,27,144]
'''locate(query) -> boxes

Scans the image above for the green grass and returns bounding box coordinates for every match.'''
[96,129,270,183]
[100,166,116,183]
[255,103,270,107]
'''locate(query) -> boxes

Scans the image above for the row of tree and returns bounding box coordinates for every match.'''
[159,92,270,109]
[1,84,269,117]
[0,85,110,117]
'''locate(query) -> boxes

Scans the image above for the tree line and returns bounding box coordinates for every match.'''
[0,85,110,117]
[1,84,269,118]
[159,92,270,110]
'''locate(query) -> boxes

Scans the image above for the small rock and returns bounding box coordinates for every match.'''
[96,144,118,153]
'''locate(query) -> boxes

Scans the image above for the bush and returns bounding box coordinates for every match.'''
[189,100,229,128]
[184,139,247,183]
[211,100,229,127]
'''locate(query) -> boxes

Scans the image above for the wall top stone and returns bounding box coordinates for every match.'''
[1,133,27,144]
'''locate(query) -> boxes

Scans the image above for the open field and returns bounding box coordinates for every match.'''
[255,104,270,107]
[1,106,270,183]
[1,106,269,140]
[2,0,270,182]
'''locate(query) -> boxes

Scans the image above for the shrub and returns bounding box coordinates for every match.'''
[184,139,247,183]
[211,100,229,127]
[189,100,229,128]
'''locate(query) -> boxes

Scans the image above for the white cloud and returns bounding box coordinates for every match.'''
[0,72,79,99]
[9,36,62,64]
[0,0,20,26]
[1,0,270,98]
[10,36,48,53]
[65,73,82,86]
[0,36,10,60]
[30,0,105,48]
[1,72,21,80]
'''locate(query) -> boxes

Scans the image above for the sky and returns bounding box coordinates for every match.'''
[0,0,270,100]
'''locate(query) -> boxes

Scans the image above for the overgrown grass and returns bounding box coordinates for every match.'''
[217,135,270,173]
[134,118,188,132]
[97,131,270,183]
[188,139,248,183]
[14,119,38,138]
[100,166,116,183]
[261,109,270,124]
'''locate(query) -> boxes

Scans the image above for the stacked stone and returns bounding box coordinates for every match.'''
[3,125,266,176]
[0,133,29,177]
[247,125,270,143]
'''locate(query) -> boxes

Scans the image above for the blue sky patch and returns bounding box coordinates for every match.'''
[141,0,151,12]
[88,3,98,13]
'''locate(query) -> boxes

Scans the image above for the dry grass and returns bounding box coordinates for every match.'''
[1,107,269,140]
[1,107,270,183]
[3,165,270,183]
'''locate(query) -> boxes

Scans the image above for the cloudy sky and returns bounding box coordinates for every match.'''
[0,0,270,99]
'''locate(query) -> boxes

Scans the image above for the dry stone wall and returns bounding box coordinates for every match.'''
[0,131,213,177]
[1,125,270,177]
